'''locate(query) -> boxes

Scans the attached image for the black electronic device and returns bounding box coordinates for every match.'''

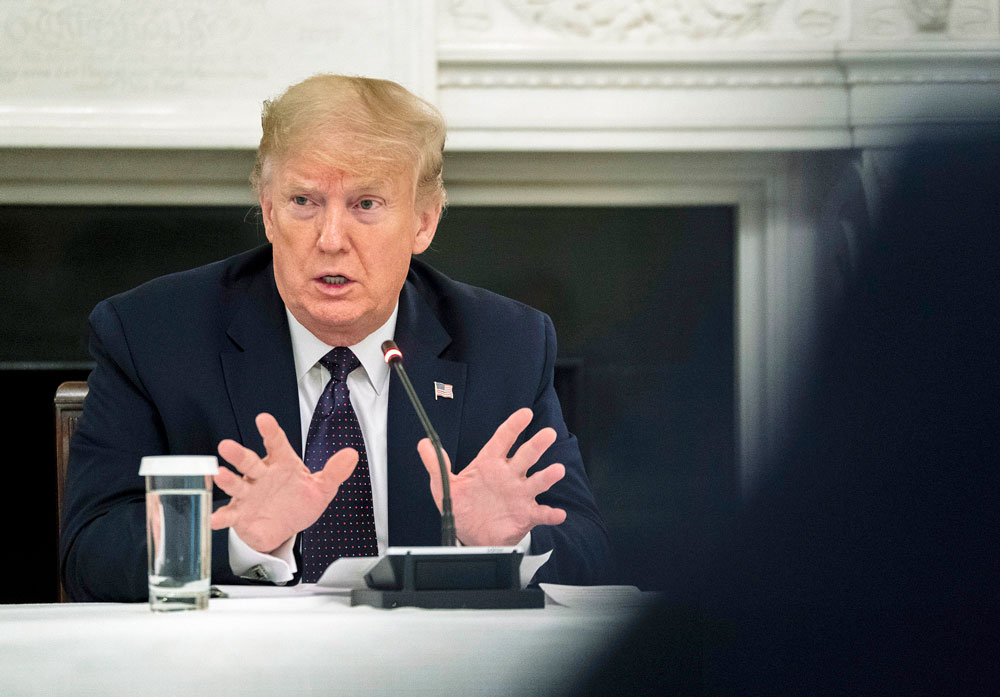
[350,547,544,609]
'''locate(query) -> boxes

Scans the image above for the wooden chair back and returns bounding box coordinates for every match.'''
[54,381,88,602]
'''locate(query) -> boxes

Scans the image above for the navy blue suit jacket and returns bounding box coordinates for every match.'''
[61,245,612,601]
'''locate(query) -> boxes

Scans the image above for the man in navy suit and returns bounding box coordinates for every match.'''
[61,74,612,601]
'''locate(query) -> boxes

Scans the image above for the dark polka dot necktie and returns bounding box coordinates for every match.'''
[300,347,378,583]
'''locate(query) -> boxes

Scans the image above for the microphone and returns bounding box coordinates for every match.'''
[349,341,543,608]
[381,340,456,546]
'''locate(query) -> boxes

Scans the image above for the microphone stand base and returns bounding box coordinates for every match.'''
[349,549,544,609]
[350,587,544,609]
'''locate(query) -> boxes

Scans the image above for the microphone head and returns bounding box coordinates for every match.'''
[381,340,403,364]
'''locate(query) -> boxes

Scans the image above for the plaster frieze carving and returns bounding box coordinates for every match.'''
[793,0,846,36]
[438,1,998,151]
[498,0,787,40]
[0,0,435,147]
[441,0,851,43]
[949,0,1000,34]
[854,0,999,37]
[0,1,265,93]
[0,1,257,53]
[442,0,998,44]
[903,0,954,30]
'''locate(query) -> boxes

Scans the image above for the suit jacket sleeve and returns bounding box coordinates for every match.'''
[522,313,615,586]
[60,299,152,601]
[60,298,248,602]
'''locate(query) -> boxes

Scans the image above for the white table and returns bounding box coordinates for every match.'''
[1,586,647,697]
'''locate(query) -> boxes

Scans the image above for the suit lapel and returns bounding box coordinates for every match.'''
[387,278,467,546]
[216,259,464,546]
[220,264,302,458]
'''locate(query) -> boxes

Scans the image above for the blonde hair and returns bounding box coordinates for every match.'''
[251,74,447,209]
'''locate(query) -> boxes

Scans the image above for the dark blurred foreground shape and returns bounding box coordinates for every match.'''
[571,134,1000,696]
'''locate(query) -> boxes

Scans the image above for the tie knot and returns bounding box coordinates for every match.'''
[319,347,360,383]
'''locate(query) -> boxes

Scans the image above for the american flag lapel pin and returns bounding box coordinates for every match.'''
[434,381,454,400]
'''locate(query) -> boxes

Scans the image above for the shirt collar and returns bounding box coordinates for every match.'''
[285,304,398,395]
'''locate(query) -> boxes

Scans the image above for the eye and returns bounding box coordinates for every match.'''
[293,196,310,206]
[358,199,376,211]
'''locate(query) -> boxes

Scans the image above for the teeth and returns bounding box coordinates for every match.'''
[322,275,347,285]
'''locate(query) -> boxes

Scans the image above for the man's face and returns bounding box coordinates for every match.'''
[260,154,439,347]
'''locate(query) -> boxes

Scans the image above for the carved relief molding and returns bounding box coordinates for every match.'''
[0,0,435,147]
[442,0,839,41]
[0,0,995,149]
[438,66,848,89]
[440,0,998,43]
[438,61,999,89]
[438,0,1000,151]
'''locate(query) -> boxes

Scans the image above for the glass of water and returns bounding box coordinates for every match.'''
[139,456,218,611]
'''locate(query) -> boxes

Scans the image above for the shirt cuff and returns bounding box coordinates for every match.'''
[456,532,532,551]
[228,529,297,584]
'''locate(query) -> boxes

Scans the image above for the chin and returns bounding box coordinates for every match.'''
[304,311,373,346]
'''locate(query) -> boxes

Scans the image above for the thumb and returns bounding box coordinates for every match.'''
[315,447,360,497]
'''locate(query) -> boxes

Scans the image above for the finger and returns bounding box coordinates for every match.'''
[417,438,450,510]
[417,438,453,479]
[526,462,566,497]
[210,505,237,531]
[315,447,360,497]
[531,504,567,527]
[217,439,265,479]
[510,427,558,476]
[255,413,299,465]
[212,467,244,497]
[479,407,534,460]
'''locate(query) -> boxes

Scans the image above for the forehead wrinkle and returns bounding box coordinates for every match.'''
[301,146,417,199]
[339,174,393,196]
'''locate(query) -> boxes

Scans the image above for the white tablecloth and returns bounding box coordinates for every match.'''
[1,585,647,697]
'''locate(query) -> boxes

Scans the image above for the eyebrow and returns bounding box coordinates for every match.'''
[280,177,322,194]
[281,175,394,196]
[345,176,393,195]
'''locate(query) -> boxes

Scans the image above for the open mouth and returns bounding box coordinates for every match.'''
[320,275,348,286]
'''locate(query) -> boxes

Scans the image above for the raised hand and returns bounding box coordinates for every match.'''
[417,407,567,546]
[210,412,358,554]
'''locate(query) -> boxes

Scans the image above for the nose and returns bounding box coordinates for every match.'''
[315,208,351,253]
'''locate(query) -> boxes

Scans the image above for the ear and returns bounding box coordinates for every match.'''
[259,191,275,243]
[412,202,441,255]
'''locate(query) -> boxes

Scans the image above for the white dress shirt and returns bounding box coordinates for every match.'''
[228,305,398,583]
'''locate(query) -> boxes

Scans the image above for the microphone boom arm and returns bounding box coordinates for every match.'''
[382,341,457,546]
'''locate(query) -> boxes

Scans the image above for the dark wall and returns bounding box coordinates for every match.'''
[1,204,735,602]
[1,205,265,604]
[430,207,737,593]
[0,205,267,363]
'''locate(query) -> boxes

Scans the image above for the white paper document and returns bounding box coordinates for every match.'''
[316,547,552,590]
[539,583,655,609]
[315,556,382,590]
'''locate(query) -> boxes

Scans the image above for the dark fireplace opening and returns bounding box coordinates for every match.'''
[1,203,734,602]
[431,206,737,596]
